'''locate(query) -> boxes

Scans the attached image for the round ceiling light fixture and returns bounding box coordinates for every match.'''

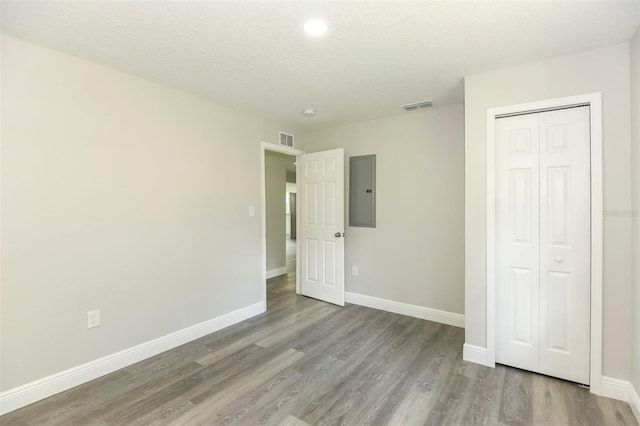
[302,109,316,117]
[303,19,327,36]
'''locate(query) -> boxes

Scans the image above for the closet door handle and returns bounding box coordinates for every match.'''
[554,257,564,263]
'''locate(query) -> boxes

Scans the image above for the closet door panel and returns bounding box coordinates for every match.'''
[496,114,541,372]
[539,106,591,384]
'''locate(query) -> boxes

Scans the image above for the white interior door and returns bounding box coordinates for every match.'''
[496,106,591,384]
[298,149,345,306]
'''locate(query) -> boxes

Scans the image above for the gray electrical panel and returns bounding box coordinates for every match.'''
[349,155,376,228]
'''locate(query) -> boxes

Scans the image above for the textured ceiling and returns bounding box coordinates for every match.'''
[2,1,639,130]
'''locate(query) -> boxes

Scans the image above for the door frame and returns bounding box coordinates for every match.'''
[260,141,305,307]
[485,93,603,394]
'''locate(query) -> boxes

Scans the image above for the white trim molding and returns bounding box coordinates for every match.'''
[463,344,490,366]
[345,292,464,328]
[484,93,603,395]
[600,377,640,423]
[266,266,288,279]
[0,301,265,415]
[601,376,634,402]
[630,383,640,423]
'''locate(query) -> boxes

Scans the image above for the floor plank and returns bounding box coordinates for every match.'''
[498,367,534,425]
[1,272,636,426]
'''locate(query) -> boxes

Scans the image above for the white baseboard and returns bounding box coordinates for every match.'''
[0,301,265,415]
[463,344,492,366]
[600,376,640,423]
[345,292,464,328]
[266,266,287,279]
[630,383,640,423]
[601,376,632,401]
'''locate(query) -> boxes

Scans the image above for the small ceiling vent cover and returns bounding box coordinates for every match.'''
[402,100,433,111]
[279,131,294,147]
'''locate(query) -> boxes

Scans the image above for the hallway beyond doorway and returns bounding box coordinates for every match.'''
[286,238,296,273]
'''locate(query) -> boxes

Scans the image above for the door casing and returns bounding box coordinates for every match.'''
[484,93,603,395]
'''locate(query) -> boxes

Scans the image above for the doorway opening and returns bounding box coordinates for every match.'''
[265,150,296,302]
[286,181,297,273]
[260,143,346,309]
[260,142,304,311]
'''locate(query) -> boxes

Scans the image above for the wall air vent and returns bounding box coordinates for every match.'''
[401,100,434,111]
[279,131,294,147]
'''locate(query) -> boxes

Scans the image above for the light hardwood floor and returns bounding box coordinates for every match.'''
[1,273,637,425]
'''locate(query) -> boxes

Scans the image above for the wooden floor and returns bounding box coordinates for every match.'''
[2,273,637,426]
[286,238,296,273]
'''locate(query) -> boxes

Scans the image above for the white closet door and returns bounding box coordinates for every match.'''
[539,106,591,384]
[496,113,541,372]
[496,106,591,384]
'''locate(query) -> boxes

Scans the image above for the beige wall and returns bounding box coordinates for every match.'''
[301,104,465,315]
[464,43,632,380]
[631,27,640,394]
[0,36,296,391]
[265,151,287,272]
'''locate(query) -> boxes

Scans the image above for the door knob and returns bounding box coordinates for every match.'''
[335,232,343,238]
[554,257,564,263]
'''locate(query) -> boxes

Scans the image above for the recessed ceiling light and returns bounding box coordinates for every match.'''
[302,109,316,117]
[304,19,327,36]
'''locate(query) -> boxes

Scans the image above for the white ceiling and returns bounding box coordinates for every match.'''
[2,1,639,130]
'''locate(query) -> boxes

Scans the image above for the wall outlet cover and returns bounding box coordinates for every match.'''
[87,310,100,329]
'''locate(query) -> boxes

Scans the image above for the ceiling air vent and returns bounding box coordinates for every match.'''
[401,100,433,111]
[279,132,294,147]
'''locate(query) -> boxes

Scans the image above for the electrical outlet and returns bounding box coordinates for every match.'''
[249,206,255,217]
[87,310,100,329]
[351,266,359,276]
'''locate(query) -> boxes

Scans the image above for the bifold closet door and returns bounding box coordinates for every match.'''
[496,106,591,385]
[496,113,541,373]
